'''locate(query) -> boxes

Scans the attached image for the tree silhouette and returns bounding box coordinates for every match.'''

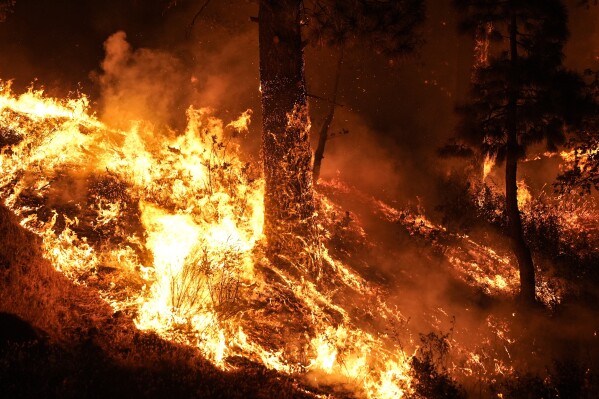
[453,0,589,304]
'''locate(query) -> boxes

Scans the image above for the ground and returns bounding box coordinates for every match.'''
[1,178,599,398]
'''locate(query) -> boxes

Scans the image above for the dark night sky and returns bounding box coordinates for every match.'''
[0,0,597,204]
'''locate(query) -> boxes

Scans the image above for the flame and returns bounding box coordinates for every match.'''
[483,154,495,180]
[226,109,252,134]
[473,22,492,74]
[560,147,599,166]
[559,147,599,191]
[517,179,531,209]
[6,80,592,398]
[0,82,419,398]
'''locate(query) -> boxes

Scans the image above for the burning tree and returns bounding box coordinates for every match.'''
[258,0,315,263]
[453,0,589,304]
[258,0,424,262]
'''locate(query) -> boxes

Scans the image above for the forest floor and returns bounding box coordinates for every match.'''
[1,178,599,398]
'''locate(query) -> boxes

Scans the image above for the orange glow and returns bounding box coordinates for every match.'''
[0,82,418,399]
[517,179,532,209]
[2,80,593,398]
[483,154,495,180]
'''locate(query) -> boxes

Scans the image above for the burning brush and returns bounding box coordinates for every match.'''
[0,82,423,398]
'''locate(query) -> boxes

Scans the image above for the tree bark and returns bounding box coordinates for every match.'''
[506,12,536,304]
[312,46,344,183]
[259,0,315,259]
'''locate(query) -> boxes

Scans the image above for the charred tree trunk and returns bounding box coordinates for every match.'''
[312,46,344,183]
[506,13,536,304]
[259,0,315,260]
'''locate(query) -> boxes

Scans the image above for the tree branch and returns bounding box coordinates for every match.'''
[186,0,212,39]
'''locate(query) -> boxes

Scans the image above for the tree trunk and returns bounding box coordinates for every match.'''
[259,0,315,259]
[506,12,536,304]
[312,46,344,183]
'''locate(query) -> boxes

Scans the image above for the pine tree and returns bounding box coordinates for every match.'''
[453,0,588,304]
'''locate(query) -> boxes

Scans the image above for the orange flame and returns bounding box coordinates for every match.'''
[0,82,418,398]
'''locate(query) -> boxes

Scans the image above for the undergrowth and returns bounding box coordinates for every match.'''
[435,169,599,300]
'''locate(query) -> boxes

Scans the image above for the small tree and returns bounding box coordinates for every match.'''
[453,0,589,304]
[305,0,425,182]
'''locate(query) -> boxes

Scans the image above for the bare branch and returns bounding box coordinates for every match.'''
[186,0,212,39]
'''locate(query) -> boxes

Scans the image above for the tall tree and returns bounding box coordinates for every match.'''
[453,0,588,304]
[259,0,315,261]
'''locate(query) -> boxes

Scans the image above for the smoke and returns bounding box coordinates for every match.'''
[316,110,403,201]
[92,7,260,151]
[95,31,192,129]
[188,28,260,115]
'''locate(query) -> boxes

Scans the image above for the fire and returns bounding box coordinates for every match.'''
[560,147,599,167]
[517,179,532,208]
[0,82,418,398]
[7,79,591,398]
[483,154,495,180]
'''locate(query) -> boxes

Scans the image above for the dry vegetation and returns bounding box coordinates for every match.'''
[0,205,326,399]
[2,171,599,398]
[1,86,598,399]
